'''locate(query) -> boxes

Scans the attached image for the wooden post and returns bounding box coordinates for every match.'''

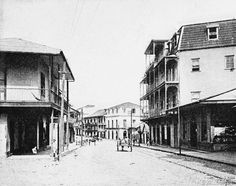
[66,102,70,150]
[50,109,54,153]
[37,120,39,150]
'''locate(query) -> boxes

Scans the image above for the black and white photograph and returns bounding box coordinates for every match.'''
[0,0,236,185]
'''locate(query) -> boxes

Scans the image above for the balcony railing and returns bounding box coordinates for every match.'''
[0,87,68,110]
[146,54,155,69]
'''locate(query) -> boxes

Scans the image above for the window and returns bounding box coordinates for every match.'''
[225,55,234,70]
[191,58,200,72]
[116,120,118,128]
[207,26,218,40]
[132,120,136,125]
[116,108,118,113]
[123,119,127,128]
[191,91,200,102]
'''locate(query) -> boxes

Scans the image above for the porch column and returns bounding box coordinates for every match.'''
[150,125,153,144]
[206,108,211,143]
[0,114,8,157]
[170,123,174,147]
[155,124,158,144]
[144,132,146,144]
[37,120,39,149]
[50,109,54,147]
[159,125,162,145]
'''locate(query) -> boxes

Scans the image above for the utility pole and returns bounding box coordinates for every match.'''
[58,61,66,161]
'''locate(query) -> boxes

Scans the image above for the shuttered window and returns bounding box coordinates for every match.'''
[225,55,234,70]
[191,58,200,72]
[191,91,200,102]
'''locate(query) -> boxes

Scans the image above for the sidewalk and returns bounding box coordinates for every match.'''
[61,142,80,157]
[136,143,236,166]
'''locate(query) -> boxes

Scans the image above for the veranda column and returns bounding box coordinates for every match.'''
[0,114,8,157]
[155,124,158,144]
[37,120,40,149]
[159,125,162,145]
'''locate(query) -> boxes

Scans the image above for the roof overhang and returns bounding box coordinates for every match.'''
[0,38,75,81]
[144,39,168,55]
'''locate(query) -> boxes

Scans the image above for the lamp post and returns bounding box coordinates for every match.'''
[78,105,94,146]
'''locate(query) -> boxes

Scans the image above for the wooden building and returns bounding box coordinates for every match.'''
[0,38,75,157]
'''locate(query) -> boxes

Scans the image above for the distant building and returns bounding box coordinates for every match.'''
[83,109,106,138]
[140,19,236,151]
[105,102,141,140]
[68,108,79,143]
[0,38,75,157]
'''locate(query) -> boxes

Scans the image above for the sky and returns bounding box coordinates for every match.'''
[1,0,236,111]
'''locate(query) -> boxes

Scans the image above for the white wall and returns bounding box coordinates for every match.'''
[178,46,236,106]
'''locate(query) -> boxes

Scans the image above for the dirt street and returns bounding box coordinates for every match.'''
[0,140,235,186]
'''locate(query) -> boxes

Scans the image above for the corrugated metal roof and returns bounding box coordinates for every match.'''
[179,19,236,51]
[0,38,61,54]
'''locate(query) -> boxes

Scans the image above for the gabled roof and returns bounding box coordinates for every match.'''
[107,102,140,110]
[179,19,236,51]
[0,38,75,81]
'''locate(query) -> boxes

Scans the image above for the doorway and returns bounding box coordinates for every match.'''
[190,117,197,148]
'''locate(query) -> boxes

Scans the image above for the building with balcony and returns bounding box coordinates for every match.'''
[140,19,236,151]
[83,109,106,138]
[105,102,141,140]
[0,38,75,156]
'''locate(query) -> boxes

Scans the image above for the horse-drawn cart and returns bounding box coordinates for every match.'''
[117,138,132,152]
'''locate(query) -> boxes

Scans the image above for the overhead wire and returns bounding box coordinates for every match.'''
[71,0,86,37]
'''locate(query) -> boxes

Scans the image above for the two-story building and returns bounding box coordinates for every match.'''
[105,102,141,140]
[0,38,75,157]
[140,19,236,151]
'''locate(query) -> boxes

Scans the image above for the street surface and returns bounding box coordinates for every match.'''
[0,140,235,186]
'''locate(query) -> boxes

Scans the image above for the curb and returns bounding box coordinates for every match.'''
[136,145,236,167]
[136,145,236,184]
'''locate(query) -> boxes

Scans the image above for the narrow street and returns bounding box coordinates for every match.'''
[0,140,235,186]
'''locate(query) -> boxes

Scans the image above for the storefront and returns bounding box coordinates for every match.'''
[180,89,236,151]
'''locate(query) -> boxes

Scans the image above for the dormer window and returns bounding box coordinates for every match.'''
[207,24,219,40]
